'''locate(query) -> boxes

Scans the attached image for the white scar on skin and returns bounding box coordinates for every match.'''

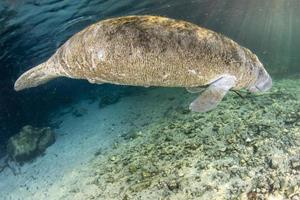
[97,49,105,61]
[188,69,197,75]
[163,73,170,79]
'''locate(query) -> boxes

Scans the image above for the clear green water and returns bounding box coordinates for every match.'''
[0,1,300,199]
[2,0,300,77]
[0,0,299,146]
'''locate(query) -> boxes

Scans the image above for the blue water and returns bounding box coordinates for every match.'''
[0,0,300,144]
[0,1,300,199]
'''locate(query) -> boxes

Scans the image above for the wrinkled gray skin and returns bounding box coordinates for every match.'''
[14,15,272,112]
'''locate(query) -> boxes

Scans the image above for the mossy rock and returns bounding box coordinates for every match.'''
[7,125,55,164]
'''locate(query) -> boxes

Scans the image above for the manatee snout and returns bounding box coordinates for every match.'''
[249,63,272,93]
[255,70,272,92]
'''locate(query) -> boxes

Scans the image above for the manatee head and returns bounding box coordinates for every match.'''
[245,53,272,93]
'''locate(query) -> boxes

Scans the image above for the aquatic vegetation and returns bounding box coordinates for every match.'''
[7,125,55,164]
[65,79,300,200]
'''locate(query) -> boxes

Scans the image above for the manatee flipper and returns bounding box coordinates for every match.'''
[186,86,206,93]
[14,62,60,91]
[189,75,236,112]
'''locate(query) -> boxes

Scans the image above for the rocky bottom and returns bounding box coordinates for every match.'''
[60,78,300,200]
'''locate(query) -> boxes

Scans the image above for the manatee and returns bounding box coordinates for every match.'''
[14,15,272,112]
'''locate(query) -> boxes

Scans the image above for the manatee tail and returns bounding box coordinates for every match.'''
[14,62,60,91]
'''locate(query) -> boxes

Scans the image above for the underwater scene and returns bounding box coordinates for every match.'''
[0,0,300,199]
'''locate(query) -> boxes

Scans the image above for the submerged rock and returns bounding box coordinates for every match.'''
[7,125,55,163]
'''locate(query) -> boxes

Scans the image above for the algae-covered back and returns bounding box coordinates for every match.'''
[50,15,260,89]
